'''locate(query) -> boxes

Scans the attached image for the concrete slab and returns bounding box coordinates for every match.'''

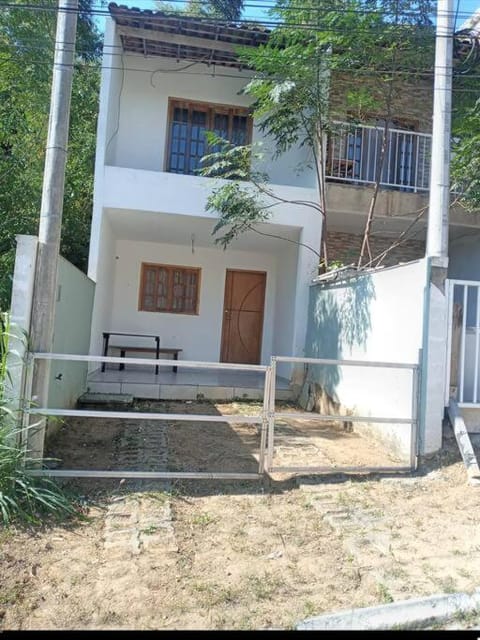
[296,589,480,630]
[79,391,128,404]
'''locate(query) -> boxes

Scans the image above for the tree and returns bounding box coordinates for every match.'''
[155,0,244,21]
[450,26,480,211]
[201,0,435,270]
[0,0,101,310]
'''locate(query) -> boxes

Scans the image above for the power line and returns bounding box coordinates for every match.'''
[0,1,477,29]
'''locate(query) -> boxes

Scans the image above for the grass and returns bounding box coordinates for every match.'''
[0,313,78,526]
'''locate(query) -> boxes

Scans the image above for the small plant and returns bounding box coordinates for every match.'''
[303,600,317,617]
[377,582,394,604]
[437,576,457,594]
[192,512,216,527]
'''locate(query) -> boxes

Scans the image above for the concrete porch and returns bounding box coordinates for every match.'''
[87,365,293,401]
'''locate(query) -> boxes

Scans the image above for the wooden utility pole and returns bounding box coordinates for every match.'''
[28,0,78,460]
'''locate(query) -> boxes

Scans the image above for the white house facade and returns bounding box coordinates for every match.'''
[87,5,322,372]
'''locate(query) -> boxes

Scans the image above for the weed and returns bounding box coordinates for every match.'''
[192,512,216,527]
[456,567,472,579]
[0,584,23,606]
[303,600,317,617]
[140,525,159,535]
[247,573,283,601]
[377,582,394,603]
[452,607,480,626]
[192,581,238,607]
[437,576,457,593]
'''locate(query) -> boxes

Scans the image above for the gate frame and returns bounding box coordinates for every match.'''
[21,352,421,480]
[445,278,480,407]
[265,355,421,474]
[23,352,269,480]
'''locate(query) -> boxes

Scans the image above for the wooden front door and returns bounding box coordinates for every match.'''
[220,269,266,364]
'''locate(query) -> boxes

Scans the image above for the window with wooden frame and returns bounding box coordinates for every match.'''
[166,98,253,176]
[139,263,201,315]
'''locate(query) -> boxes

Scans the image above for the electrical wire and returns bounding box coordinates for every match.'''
[0,1,476,30]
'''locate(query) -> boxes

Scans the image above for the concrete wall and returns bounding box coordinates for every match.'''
[449,233,480,282]
[48,257,95,412]
[304,259,428,459]
[101,240,296,362]
[327,231,425,268]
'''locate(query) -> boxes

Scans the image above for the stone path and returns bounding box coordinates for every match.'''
[91,418,178,628]
[298,474,480,602]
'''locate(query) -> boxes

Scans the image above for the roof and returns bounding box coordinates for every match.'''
[108,3,269,69]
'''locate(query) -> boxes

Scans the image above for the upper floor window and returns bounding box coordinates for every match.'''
[166,98,252,176]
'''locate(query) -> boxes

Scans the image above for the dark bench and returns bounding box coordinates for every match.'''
[117,346,182,374]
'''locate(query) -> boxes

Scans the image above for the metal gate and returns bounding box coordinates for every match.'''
[22,352,420,479]
[445,279,480,407]
[23,352,271,480]
[266,356,420,474]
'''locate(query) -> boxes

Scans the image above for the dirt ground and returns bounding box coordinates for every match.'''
[1,400,480,630]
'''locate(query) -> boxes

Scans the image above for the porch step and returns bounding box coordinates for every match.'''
[78,392,134,407]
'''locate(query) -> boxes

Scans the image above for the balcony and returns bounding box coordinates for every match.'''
[326,122,432,193]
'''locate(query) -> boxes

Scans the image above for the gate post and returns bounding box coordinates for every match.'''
[266,357,277,471]
[6,235,38,441]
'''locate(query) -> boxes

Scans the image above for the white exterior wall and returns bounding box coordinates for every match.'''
[306,259,428,459]
[110,50,316,189]
[89,216,115,358]
[88,20,124,281]
[107,239,277,363]
[88,18,323,369]
[449,234,480,281]
[48,257,95,415]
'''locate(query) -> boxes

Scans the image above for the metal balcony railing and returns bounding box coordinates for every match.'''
[326,122,432,193]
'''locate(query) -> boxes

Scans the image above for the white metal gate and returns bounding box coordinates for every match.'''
[445,279,480,407]
[22,352,420,479]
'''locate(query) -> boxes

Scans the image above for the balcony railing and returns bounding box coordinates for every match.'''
[326,122,432,193]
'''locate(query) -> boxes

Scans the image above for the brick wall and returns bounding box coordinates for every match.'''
[326,230,425,268]
[329,73,433,133]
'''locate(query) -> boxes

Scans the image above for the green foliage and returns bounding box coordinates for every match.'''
[201,0,434,258]
[0,424,78,526]
[156,0,244,21]
[0,314,77,526]
[451,97,480,210]
[0,0,101,310]
[201,134,274,248]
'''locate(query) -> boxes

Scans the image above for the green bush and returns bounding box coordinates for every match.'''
[0,313,77,526]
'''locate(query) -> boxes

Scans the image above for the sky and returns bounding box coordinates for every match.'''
[94,1,480,31]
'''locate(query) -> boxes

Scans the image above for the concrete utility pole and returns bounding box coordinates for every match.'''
[421,0,455,456]
[28,0,78,460]
[425,0,454,261]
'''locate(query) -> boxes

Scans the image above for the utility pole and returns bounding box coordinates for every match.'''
[426,0,454,261]
[421,0,455,456]
[28,0,78,460]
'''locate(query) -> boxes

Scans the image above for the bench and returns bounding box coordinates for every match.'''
[101,332,181,374]
[117,346,182,374]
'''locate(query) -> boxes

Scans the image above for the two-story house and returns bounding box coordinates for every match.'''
[86,3,480,407]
